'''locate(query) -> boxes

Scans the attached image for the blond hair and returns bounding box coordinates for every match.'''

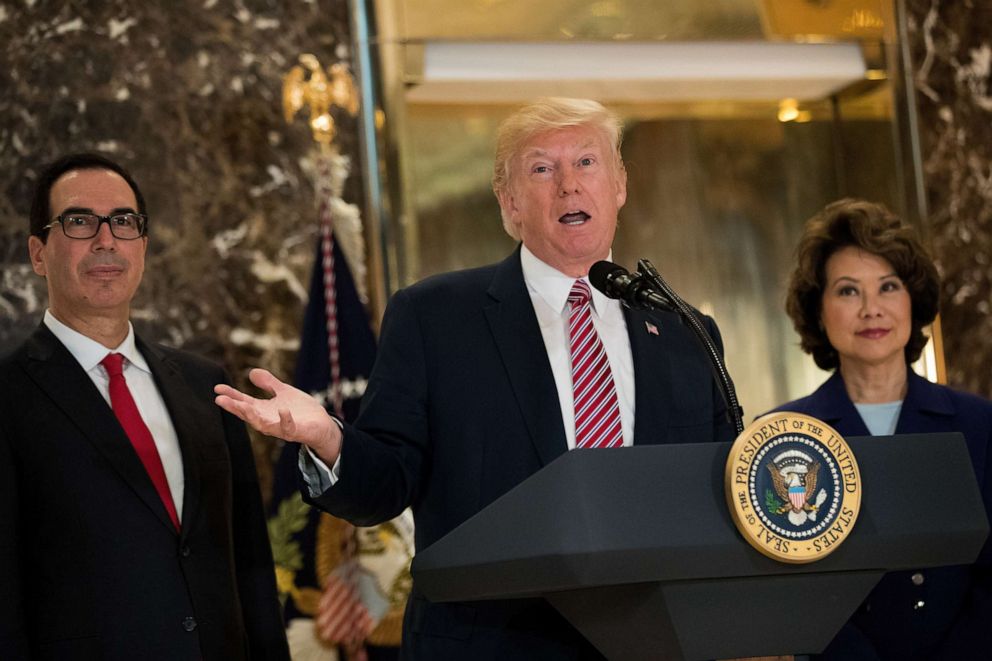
[492,97,624,239]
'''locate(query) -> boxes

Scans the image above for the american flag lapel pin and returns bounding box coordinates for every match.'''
[645,321,659,336]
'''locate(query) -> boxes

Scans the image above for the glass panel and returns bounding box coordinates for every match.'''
[369,0,930,417]
[395,0,765,42]
[401,89,899,417]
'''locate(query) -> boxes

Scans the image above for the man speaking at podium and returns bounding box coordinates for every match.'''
[217,97,735,659]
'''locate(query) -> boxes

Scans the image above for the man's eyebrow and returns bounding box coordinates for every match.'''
[56,206,138,215]
[521,141,599,159]
[521,147,550,159]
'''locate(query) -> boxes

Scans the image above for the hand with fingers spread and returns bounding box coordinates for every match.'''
[214,368,342,465]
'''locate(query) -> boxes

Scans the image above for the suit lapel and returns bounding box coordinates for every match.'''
[809,372,957,439]
[895,371,955,434]
[137,338,203,538]
[624,307,675,445]
[810,372,872,437]
[23,324,178,533]
[484,249,568,466]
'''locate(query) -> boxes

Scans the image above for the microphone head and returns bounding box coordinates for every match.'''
[589,260,628,298]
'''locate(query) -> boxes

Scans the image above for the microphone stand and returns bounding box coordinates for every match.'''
[636,259,744,436]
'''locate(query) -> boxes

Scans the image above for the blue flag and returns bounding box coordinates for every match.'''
[267,230,384,635]
[291,232,376,421]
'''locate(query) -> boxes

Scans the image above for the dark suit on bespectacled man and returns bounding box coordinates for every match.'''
[0,153,290,661]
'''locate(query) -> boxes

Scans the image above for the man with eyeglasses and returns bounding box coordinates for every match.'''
[0,153,290,660]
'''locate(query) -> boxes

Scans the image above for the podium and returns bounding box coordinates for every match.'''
[411,433,989,660]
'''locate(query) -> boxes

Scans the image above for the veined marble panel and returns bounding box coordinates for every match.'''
[906,0,992,397]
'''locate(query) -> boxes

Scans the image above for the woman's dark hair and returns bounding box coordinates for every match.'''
[29,152,147,240]
[785,198,940,370]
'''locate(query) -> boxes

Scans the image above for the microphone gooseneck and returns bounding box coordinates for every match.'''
[636,258,744,435]
[588,258,744,436]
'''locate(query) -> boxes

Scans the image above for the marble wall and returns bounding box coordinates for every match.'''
[906,0,992,398]
[0,0,362,494]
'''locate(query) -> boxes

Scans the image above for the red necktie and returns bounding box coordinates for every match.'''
[568,280,623,449]
[101,353,180,530]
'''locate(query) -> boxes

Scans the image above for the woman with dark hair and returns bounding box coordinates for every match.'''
[771,198,991,660]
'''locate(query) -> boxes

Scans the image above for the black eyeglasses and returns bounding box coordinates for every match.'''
[43,213,148,240]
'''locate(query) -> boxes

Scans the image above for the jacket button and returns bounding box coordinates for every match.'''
[181,545,191,557]
[911,572,924,586]
[182,616,197,632]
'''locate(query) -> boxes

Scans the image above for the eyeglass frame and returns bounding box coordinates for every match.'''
[41,212,149,240]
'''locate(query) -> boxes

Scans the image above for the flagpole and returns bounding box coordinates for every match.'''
[282,55,374,661]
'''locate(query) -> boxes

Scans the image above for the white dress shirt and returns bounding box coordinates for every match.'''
[520,245,635,449]
[44,310,185,520]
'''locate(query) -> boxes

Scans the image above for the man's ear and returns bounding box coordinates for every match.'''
[496,188,517,218]
[28,235,48,277]
[614,166,628,209]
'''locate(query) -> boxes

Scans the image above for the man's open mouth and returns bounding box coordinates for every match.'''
[559,211,590,225]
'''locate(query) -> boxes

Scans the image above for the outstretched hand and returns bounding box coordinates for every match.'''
[214,368,342,464]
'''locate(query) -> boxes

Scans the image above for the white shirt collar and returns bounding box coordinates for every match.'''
[519,244,614,315]
[44,310,149,373]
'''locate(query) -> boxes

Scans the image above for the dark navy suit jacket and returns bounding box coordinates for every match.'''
[772,370,992,661]
[0,324,290,661]
[311,249,735,659]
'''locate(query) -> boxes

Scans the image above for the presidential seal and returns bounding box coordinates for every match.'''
[725,412,861,563]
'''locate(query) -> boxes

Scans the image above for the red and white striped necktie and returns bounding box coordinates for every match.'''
[567,279,623,449]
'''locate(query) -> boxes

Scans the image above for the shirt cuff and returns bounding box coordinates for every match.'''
[297,417,344,497]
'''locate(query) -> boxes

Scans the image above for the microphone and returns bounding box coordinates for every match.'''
[588,261,673,311]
